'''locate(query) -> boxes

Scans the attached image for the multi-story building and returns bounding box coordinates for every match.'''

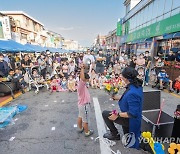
[105,29,120,50]
[1,11,47,46]
[63,39,79,51]
[45,30,64,48]
[118,0,180,56]
[93,35,106,50]
[0,12,5,39]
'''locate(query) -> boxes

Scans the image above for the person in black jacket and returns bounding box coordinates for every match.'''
[0,53,9,77]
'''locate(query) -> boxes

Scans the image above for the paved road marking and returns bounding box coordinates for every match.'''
[0,92,22,107]
[51,127,55,131]
[93,97,111,154]
[164,89,180,99]
[14,118,18,121]
[74,124,77,128]
[9,137,15,141]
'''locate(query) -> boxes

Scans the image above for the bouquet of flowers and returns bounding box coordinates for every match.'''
[105,83,119,96]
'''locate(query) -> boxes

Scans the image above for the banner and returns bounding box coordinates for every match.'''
[2,16,12,39]
[126,13,180,42]
[0,21,4,38]
[116,22,122,36]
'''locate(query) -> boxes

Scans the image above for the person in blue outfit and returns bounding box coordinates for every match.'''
[102,67,143,149]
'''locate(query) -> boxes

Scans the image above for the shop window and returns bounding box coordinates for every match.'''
[171,6,180,16]
[129,18,132,30]
[156,0,165,20]
[147,3,153,23]
[139,10,143,27]
[143,5,148,24]
[172,0,180,10]
[21,33,27,40]
[134,14,137,29]
[164,0,173,14]
[163,11,171,19]
[152,0,158,21]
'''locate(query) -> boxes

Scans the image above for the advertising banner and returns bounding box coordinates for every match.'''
[126,13,180,42]
[116,22,122,36]
[2,16,12,39]
[0,21,4,38]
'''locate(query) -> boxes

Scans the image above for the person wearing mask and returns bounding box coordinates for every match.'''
[102,67,143,149]
[38,53,47,79]
[78,53,84,68]
[136,53,145,67]
[119,52,126,71]
[54,53,61,63]
[46,54,53,75]
[0,53,9,77]
[3,53,10,65]
[21,54,33,74]
[9,54,16,71]
[96,49,106,74]
[83,49,95,74]
[106,51,112,67]
[129,55,137,68]
[113,53,119,62]
[175,50,180,62]
[167,51,175,61]
[155,57,164,75]
[6,69,25,93]
[144,51,152,86]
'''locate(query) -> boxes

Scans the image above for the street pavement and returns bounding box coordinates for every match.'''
[0,86,179,154]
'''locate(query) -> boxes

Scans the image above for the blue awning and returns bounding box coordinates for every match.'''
[131,37,153,44]
[25,44,47,52]
[173,32,180,38]
[0,39,33,52]
[163,33,174,40]
[47,47,59,53]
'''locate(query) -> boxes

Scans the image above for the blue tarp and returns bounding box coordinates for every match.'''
[47,47,59,53]
[25,43,47,52]
[46,48,74,53]
[0,105,27,128]
[0,40,33,52]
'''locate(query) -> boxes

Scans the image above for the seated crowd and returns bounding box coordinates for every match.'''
[0,49,179,94]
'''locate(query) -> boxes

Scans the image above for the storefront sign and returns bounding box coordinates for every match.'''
[0,21,4,38]
[126,13,180,42]
[2,16,12,39]
[116,22,122,36]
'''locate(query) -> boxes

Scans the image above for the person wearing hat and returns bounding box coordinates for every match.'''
[102,67,143,149]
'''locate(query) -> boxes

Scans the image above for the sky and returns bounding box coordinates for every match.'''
[0,0,125,47]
